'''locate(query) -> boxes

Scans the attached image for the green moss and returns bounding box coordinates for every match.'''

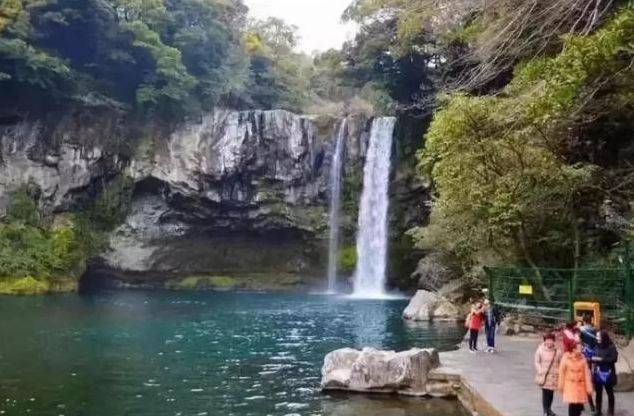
[175,276,202,290]
[207,276,237,287]
[0,277,50,295]
[168,274,305,292]
[172,275,238,291]
[338,245,357,272]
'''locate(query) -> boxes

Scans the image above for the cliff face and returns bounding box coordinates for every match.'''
[0,121,123,214]
[0,109,430,290]
[103,109,345,285]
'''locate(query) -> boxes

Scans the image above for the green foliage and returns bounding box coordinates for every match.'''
[0,0,309,118]
[0,276,50,295]
[241,17,312,112]
[174,275,237,290]
[338,245,357,272]
[418,5,634,269]
[0,219,82,281]
[89,176,134,232]
[123,19,196,108]
[7,187,40,226]
[0,177,132,292]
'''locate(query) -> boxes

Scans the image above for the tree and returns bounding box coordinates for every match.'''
[417,4,634,269]
[241,17,311,112]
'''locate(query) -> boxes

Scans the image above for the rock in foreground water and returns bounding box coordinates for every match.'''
[321,347,441,396]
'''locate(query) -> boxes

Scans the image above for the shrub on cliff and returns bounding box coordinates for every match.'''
[0,220,83,282]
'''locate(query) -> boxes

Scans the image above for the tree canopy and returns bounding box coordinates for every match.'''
[0,0,314,118]
[415,3,634,270]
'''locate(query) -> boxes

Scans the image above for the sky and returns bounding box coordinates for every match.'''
[243,0,357,54]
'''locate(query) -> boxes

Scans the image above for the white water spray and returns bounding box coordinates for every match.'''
[326,119,347,293]
[352,117,396,298]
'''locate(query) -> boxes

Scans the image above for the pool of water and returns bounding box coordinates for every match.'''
[0,290,468,416]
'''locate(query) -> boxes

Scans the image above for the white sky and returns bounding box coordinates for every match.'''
[243,0,357,54]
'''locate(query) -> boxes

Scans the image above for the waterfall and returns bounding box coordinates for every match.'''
[352,117,396,298]
[326,119,347,293]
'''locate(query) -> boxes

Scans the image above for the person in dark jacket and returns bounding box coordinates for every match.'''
[591,330,618,416]
[483,299,500,353]
[579,315,598,412]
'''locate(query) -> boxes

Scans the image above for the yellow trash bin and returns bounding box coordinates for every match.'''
[574,301,601,328]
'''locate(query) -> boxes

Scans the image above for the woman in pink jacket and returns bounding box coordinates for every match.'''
[535,332,561,416]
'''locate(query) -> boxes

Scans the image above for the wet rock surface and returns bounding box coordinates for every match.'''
[321,347,443,396]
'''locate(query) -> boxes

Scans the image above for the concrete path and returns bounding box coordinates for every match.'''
[436,335,634,416]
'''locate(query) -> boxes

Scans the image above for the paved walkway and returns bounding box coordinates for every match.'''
[435,335,634,416]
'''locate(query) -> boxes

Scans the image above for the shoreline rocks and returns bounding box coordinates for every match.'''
[320,347,453,396]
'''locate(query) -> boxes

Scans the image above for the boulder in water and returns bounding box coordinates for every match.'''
[403,290,464,322]
[321,347,441,396]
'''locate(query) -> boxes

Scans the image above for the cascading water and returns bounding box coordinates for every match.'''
[352,117,396,298]
[326,119,347,293]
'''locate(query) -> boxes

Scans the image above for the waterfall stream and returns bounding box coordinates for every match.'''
[326,119,347,293]
[352,117,396,298]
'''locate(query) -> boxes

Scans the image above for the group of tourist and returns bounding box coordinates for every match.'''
[465,302,620,416]
[535,316,619,416]
[464,299,500,353]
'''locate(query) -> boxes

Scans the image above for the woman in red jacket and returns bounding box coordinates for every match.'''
[466,302,484,352]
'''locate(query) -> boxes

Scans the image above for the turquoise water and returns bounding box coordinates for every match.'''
[0,291,468,416]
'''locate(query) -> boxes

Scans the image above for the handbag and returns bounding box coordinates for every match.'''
[464,312,472,329]
[594,367,612,386]
[536,351,556,386]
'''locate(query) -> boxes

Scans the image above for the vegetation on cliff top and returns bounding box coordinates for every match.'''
[0,0,321,118]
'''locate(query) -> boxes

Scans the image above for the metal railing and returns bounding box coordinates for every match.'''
[486,243,634,337]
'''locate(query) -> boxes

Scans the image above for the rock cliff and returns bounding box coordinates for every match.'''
[0,109,430,290]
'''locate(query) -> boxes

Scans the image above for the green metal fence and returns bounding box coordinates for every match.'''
[486,244,634,337]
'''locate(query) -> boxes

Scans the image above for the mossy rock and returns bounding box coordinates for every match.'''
[0,277,51,295]
[170,276,238,291]
[166,273,308,292]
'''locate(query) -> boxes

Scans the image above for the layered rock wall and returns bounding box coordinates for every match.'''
[0,108,432,289]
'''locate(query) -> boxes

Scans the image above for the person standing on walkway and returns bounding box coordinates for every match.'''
[591,330,618,416]
[484,299,500,353]
[558,342,594,416]
[579,315,598,412]
[562,321,580,353]
[535,332,561,416]
[466,301,484,353]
